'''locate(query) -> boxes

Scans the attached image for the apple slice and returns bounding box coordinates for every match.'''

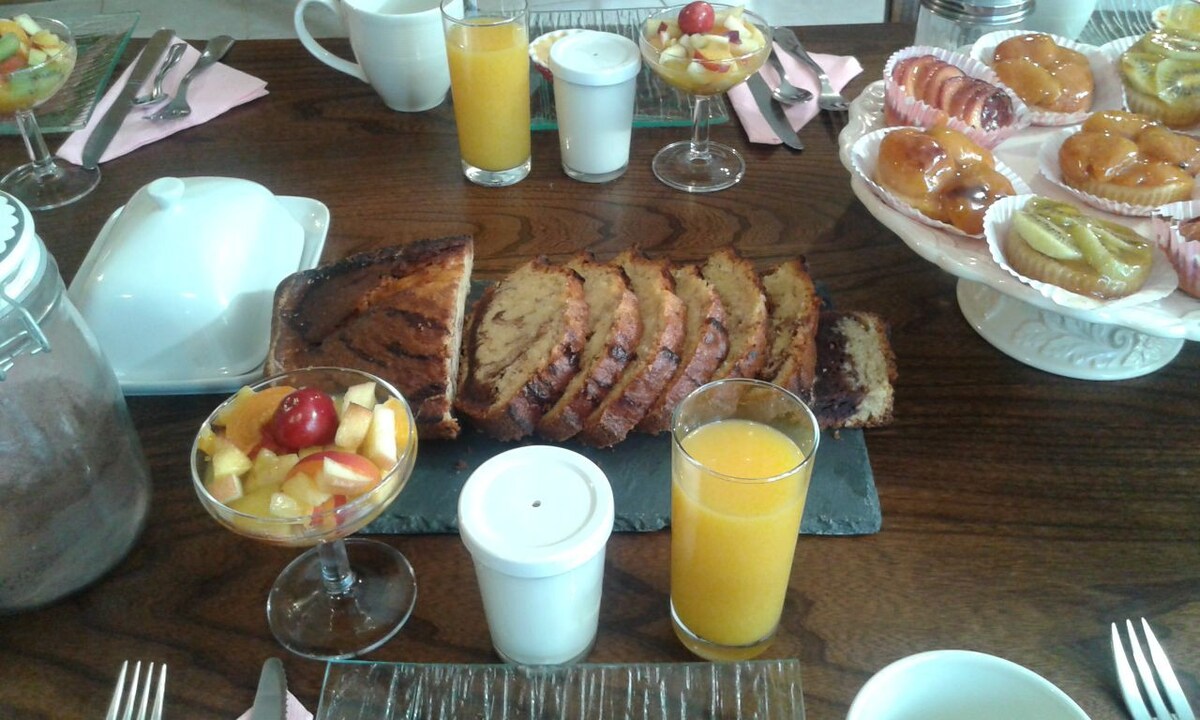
[363,404,398,470]
[246,449,300,492]
[334,402,373,451]
[287,450,383,497]
[341,381,377,415]
[269,491,312,518]
[211,437,252,478]
[206,473,244,505]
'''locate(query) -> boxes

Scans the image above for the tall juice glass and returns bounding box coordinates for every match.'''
[670,378,819,661]
[441,0,531,187]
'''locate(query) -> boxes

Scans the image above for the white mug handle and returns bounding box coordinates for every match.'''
[294,0,369,83]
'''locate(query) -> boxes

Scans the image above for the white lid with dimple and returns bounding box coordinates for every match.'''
[548,30,641,87]
[458,445,614,578]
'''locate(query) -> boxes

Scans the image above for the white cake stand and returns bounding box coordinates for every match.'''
[841,82,1200,381]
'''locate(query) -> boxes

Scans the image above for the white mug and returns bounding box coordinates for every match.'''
[294,0,456,112]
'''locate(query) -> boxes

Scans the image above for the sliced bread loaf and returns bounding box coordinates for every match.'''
[455,258,588,441]
[537,254,642,442]
[760,258,822,400]
[702,247,768,380]
[810,311,897,429]
[635,264,729,434]
[266,236,473,440]
[578,250,685,447]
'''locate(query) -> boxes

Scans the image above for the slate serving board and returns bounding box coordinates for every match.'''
[362,426,881,536]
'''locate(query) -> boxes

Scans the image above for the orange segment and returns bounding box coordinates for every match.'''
[218,385,297,454]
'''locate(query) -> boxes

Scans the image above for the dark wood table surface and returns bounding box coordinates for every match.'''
[2,22,1198,720]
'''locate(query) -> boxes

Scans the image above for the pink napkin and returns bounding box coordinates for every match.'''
[234,691,312,720]
[57,37,268,165]
[727,43,863,145]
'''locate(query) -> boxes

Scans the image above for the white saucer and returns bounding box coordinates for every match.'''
[68,196,328,396]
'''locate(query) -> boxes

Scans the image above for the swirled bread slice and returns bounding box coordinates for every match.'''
[702,247,768,380]
[578,250,685,448]
[455,258,587,441]
[760,258,822,400]
[811,311,897,429]
[635,264,729,434]
[266,236,473,440]
[537,254,642,442]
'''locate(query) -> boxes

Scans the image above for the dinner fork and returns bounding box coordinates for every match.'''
[774,27,848,116]
[105,661,167,720]
[146,35,236,121]
[1112,618,1195,720]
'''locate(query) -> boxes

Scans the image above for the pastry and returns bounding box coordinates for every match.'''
[702,246,769,380]
[810,311,897,430]
[992,33,1093,114]
[1120,28,1200,129]
[760,258,821,400]
[890,54,1016,132]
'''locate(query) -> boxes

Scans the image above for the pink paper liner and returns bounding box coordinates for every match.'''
[969,30,1123,127]
[1038,127,1200,217]
[983,193,1179,309]
[1152,199,1200,297]
[850,126,1031,239]
[883,45,1031,149]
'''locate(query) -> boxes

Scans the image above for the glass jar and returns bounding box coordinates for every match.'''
[914,0,1034,52]
[0,191,151,613]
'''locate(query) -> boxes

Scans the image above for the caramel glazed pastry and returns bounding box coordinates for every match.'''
[888,54,1016,132]
[1058,110,1200,206]
[874,124,1016,236]
[992,33,1093,114]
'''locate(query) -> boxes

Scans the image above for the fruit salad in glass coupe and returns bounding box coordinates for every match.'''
[640,3,771,193]
[0,15,97,210]
[191,367,419,660]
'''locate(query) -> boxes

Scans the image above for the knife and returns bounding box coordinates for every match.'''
[80,28,174,168]
[746,73,803,151]
[249,657,287,720]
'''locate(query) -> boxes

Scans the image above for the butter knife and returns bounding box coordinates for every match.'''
[80,28,174,168]
[746,74,803,151]
[249,658,287,720]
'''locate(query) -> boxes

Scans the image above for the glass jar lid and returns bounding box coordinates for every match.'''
[920,0,1034,26]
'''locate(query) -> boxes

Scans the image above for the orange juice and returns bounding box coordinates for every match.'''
[671,417,811,658]
[445,20,530,172]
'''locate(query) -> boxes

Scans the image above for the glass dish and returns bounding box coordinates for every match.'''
[0,12,138,135]
[317,659,805,719]
[529,8,729,131]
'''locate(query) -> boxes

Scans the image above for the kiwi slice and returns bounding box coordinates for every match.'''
[1143,29,1200,61]
[1122,52,1162,95]
[1012,210,1084,260]
[0,33,19,64]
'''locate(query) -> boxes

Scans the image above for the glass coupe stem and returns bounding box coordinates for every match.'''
[688,95,713,161]
[14,110,59,180]
[318,539,357,596]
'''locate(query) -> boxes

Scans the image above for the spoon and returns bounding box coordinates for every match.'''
[146,35,236,121]
[766,47,812,105]
[133,42,187,106]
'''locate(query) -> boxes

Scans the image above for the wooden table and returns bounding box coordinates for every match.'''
[2,23,1197,720]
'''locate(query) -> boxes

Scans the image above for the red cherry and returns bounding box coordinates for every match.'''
[270,387,338,451]
[678,1,715,35]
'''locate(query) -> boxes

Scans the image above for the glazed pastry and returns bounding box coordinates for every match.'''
[992,34,1093,114]
[890,54,1016,132]
[875,125,1016,235]
[1058,110,1200,206]
[1120,28,1200,129]
[1002,197,1154,299]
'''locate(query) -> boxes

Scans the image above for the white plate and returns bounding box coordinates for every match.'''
[68,196,329,396]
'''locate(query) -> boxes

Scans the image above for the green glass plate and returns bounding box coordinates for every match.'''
[1,12,139,135]
[529,8,729,131]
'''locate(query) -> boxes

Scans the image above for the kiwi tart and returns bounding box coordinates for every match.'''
[1121,28,1200,128]
[1002,198,1155,299]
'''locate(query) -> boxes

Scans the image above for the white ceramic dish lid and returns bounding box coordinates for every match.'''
[68,195,328,395]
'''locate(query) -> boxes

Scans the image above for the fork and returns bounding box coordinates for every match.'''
[133,42,187,106]
[773,27,848,115]
[146,35,236,121]
[1112,618,1195,720]
[105,661,167,720]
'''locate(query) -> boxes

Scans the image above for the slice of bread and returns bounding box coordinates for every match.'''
[537,254,642,442]
[455,258,588,441]
[702,247,768,380]
[266,236,473,440]
[810,311,897,429]
[760,258,822,400]
[635,264,729,434]
[578,249,685,448]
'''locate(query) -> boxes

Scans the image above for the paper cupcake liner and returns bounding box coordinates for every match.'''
[1037,127,1200,217]
[1151,199,1200,297]
[882,45,1032,150]
[850,126,1031,239]
[969,30,1124,127]
[983,194,1179,310]
[1101,33,1200,134]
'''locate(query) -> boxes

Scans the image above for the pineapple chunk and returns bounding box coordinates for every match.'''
[341,381,377,414]
[282,473,333,507]
[246,449,299,492]
[211,437,252,478]
[268,491,312,518]
[334,402,374,451]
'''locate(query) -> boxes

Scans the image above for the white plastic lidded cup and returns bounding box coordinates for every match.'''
[549,30,641,183]
[458,445,615,665]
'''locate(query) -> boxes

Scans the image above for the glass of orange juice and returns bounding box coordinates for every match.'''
[670,378,819,661]
[441,0,531,187]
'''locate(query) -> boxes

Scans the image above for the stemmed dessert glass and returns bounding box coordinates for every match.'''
[191,367,419,660]
[639,4,773,193]
[0,17,98,210]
